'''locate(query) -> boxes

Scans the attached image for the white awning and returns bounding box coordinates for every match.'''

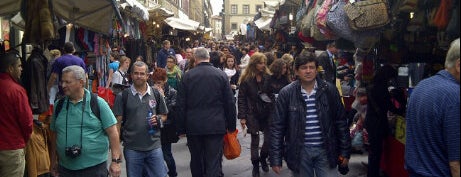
[164,17,200,31]
[121,0,149,21]
[264,0,286,9]
[149,7,174,18]
[204,28,213,33]
[254,17,273,31]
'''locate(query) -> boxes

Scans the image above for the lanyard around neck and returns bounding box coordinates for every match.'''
[65,92,86,148]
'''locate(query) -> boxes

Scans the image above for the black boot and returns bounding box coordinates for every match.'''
[252,160,260,177]
[260,157,269,172]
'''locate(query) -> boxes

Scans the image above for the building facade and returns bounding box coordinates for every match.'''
[159,0,189,19]
[189,0,204,24]
[211,15,222,40]
[223,0,264,35]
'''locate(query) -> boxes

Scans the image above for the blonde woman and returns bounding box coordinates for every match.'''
[237,52,272,177]
[111,56,131,94]
[48,49,61,104]
[281,53,295,81]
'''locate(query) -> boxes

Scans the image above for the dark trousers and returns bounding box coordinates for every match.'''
[187,134,224,177]
[367,133,385,177]
[58,161,107,177]
[162,143,177,177]
[250,127,270,162]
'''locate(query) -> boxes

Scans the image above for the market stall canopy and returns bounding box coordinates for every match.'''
[253,0,285,31]
[264,0,284,9]
[51,0,124,35]
[149,7,174,18]
[120,0,149,21]
[255,17,273,31]
[0,0,21,16]
[204,28,213,33]
[164,17,200,31]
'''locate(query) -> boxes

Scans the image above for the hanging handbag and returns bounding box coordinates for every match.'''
[343,0,390,31]
[315,0,337,39]
[301,0,318,37]
[446,0,459,39]
[223,130,241,160]
[433,0,451,29]
[327,0,355,41]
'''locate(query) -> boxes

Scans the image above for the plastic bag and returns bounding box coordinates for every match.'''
[98,87,115,108]
[351,131,363,148]
[223,130,241,160]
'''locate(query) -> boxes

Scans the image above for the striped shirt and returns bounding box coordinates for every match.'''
[405,70,460,176]
[301,83,323,146]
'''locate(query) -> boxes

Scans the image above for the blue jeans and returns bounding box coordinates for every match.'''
[292,146,338,177]
[162,143,177,177]
[124,148,167,177]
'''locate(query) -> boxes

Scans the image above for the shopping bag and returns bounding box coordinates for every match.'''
[97,87,115,108]
[223,129,241,160]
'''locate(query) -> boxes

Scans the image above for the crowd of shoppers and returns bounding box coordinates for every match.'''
[1,37,459,177]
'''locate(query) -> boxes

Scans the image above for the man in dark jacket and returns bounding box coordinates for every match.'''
[316,42,338,84]
[177,47,237,177]
[269,52,350,177]
[157,40,175,68]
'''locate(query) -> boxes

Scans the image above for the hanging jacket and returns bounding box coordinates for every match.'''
[25,121,51,177]
[24,47,49,114]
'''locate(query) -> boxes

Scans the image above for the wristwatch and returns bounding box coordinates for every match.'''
[112,158,122,164]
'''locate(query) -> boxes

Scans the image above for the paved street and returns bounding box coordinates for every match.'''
[111,125,368,177]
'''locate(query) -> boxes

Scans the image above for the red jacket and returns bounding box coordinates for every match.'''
[0,73,33,150]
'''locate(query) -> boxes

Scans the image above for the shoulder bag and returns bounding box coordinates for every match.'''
[343,0,390,31]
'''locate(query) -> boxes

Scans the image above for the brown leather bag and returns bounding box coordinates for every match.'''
[343,0,390,31]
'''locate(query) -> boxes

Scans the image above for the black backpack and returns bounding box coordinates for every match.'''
[54,93,100,121]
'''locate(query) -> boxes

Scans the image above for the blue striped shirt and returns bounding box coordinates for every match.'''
[301,83,323,146]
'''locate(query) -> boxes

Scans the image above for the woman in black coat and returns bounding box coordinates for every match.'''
[263,59,291,102]
[238,53,272,177]
[151,68,179,177]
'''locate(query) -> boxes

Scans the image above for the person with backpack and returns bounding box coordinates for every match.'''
[237,53,272,177]
[49,65,121,177]
[111,56,131,95]
[113,61,168,177]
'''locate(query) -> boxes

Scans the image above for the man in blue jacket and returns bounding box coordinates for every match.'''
[270,51,350,177]
[157,40,175,68]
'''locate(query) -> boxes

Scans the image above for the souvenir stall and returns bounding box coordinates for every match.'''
[293,0,459,176]
[146,7,174,65]
[1,1,125,177]
[119,0,149,63]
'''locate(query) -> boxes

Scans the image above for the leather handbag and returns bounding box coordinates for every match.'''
[301,0,318,37]
[343,0,390,31]
[301,9,316,37]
